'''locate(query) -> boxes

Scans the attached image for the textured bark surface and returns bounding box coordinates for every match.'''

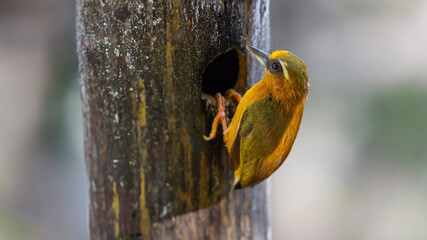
[77,1,271,239]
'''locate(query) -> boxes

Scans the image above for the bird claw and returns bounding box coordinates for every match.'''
[225,89,242,104]
[204,93,228,141]
[204,89,242,141]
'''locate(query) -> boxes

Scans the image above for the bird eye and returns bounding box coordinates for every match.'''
[268,60,282,73]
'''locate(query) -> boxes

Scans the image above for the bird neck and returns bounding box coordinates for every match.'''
[262,74,305,112]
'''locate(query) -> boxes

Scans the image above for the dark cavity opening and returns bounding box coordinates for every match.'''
[202,48,239,95]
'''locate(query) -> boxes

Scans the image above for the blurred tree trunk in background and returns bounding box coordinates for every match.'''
[77,0,270,239]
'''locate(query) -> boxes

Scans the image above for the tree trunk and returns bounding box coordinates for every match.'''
[77,1,271,239]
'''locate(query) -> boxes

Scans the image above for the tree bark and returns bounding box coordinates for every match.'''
[77,1,270,239]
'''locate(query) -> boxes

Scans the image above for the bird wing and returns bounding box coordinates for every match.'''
[229,97,292,186]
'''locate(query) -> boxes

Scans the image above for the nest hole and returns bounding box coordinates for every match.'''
[202,48,239,95]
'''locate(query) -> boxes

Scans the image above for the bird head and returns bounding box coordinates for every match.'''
[247,45,310,94]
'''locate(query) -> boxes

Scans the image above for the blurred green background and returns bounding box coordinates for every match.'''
[1,0,426,239]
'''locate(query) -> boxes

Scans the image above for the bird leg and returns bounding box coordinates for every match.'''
[225,89,242,104]
[204,93,228,141]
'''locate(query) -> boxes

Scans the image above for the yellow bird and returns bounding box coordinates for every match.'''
[205,46,310,188]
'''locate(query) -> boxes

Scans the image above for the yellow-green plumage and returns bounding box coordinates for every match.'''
[226,47,310,188]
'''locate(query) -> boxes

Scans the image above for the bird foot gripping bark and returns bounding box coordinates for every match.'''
[203,90,242,141]
[203,93,227,141]
[225,89,242,104]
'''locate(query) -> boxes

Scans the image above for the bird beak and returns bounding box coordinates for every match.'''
[246,45,268,69]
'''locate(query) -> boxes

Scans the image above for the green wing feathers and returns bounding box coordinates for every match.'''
[230,97,292,186]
